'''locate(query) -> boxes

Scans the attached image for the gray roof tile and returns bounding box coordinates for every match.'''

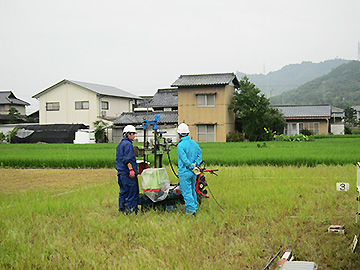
[114,111,178,126]
[0,91,30,106]
[69,80,141,99]
[33,79,141,99]
[171,73,239,87]
[149,89,177,108]
[272,105,332,118]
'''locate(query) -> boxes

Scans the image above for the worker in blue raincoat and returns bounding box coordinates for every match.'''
[177,123,202,215]
[116,125,139,214]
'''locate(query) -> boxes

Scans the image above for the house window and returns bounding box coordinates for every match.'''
[46,102,60,111]
[75,101,89,110]
[197,124,216,142]
[101,101,109,110]
[299,122,320,135]
[287,122,321,135]
[196,94,215,107]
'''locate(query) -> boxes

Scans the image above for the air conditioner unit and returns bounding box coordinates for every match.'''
[101,111,106,117]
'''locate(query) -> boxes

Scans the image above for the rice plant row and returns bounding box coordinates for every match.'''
[0,137,359,168]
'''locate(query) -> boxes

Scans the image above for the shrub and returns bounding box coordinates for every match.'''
[300,128,313,136]
[273,133,310,142]
[226,131,245,142]
[345,126,352,134]
[0,132,5,143]
[351,128,360,135]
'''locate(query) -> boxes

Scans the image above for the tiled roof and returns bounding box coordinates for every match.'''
[0,91,30,106]
[171,73,239,87]
[33,79,141,99]
[141,88,178,108]
[272,105,332,118]
[114,111,178,126]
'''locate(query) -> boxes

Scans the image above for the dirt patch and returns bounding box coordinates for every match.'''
[0,168,117,193]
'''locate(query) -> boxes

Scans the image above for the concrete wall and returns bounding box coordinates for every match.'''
[177,85,235,142]
[331,123,345,135]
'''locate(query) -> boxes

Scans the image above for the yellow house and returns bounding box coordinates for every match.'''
[171,73,239,142]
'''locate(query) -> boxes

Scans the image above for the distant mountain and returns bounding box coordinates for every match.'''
[270,61,360,108]
[236,59,349,98]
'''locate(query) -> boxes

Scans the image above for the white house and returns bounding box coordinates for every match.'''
[32,79,142,135]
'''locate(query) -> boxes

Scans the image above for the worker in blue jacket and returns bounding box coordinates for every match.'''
[177,123,202,216]
[116,125,139,214]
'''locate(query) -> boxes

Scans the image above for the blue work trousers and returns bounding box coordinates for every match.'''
[179,172,198,214]
[118,173,139,213]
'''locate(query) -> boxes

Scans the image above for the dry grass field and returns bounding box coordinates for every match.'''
[0,168,117,193]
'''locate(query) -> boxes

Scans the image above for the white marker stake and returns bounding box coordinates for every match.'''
[336,183,349,191]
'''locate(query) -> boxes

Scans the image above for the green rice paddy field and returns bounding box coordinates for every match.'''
[1,137,360,269]
[0,136,359,168]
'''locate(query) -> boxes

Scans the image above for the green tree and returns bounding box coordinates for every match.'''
[8,107,21,124]
[229,76,285,141]
[344,106,358,127]
[93,120,109,143]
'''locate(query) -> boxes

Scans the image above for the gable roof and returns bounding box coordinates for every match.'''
[272,104,332,119]
[114,111,178,126]
[171,73,239,87]
[0,91,30,106]
[32,79,141,99]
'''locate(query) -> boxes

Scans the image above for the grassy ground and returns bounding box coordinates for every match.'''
[1,165,360,269]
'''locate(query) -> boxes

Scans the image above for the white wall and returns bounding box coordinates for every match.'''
[99,95,132,119]
[38,82,98,127]
[136,127,178,143]
[331,123,345,135]
[112,126,178,144]
[37,82,134,129]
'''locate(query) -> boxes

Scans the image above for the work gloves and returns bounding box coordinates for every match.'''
[129,169,135,178]
[191,164,201,175]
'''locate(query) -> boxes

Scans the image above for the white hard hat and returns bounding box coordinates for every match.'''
[123,125,136,134]
[177,123,190,134]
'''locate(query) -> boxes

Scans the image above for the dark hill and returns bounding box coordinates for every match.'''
[270,61,360,108]
[236,59,349,98]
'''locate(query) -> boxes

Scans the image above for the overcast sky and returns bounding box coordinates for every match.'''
[1,0,359,113]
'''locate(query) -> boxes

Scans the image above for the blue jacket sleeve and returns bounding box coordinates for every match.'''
[122,142,134,165]
[116,139,138,175]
